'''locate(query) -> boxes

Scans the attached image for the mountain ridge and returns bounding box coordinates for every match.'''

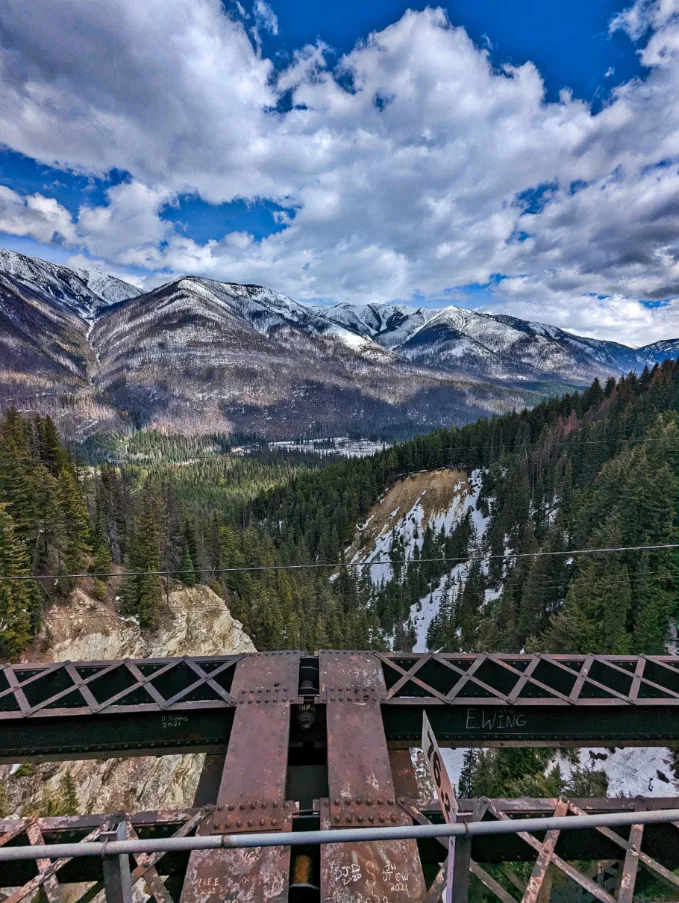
[1,248,677,440]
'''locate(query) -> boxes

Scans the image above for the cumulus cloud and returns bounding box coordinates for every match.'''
[0,0,678,342]
[0,186,75,243]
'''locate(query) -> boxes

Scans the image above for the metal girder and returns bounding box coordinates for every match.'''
[319,651,427,901]
[180,652,300,903]
[2,799,679,902]
[4,653,679,761]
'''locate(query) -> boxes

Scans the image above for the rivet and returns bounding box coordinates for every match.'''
[377,798,383,805]
[388,799,394,806]
[355,797,362,804]
[247,699,252,704]
[398,797,405,804]
[334,798,341,806]
[369,816,375,823]
[366,799,373,806]
[228,804,235,811]
[338,686,343,691]
[236,820,242,827]
[257,688,262,693]
[248,820,253,827]
[250,802,256,809]
[357,816,364,823]
[334,816,340,824]
[260,818,266,826]
[272,819,279,827]
[339,696,344,701]
[256,699,261,704]
[273,802,279,808]
[261,802,267,808]
[391,814,397,823]
[239,804,246,810]
[346,816,353,824]
[379,816,386,823]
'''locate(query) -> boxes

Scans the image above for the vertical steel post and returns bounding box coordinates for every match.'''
[101,823,132,903]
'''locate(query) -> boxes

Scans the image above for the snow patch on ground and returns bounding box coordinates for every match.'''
[438,746,678,798]
[409,469,490,651]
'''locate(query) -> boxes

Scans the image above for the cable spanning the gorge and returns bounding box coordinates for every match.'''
[1,542,678,582]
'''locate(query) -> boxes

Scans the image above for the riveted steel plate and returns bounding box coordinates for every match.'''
[319,801,426,903]
[212,651,300,833]
[180,845,291,903]
[320,651,397,828]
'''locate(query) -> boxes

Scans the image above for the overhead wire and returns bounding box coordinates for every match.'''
[3,541,679,583]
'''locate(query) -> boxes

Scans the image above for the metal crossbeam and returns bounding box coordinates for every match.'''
[4,652,679,762]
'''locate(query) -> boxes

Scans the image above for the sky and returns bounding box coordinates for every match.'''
[0,0,678,345]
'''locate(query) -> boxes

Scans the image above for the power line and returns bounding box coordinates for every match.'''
[3,542,678,583]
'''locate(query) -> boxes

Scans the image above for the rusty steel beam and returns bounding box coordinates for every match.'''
[3,799,679,903]
[180,652,300,903]
[4,653,679,763]
[319,651,427,901]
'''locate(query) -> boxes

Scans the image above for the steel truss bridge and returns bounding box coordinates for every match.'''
[2,651,679,902]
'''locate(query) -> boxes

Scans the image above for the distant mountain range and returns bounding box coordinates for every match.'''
[0,249,676,440]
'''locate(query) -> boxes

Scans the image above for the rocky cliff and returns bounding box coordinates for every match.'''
[1,583,255,817]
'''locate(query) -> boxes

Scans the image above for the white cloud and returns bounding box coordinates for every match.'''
[0,186,75,243]
[254,0,278,35]
[0,0,679,342]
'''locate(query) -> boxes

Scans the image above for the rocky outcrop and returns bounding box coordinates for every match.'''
[1,583,254,817]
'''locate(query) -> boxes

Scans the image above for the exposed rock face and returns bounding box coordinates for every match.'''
[1,583,254,817]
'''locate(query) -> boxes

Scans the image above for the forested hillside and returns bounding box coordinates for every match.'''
[1,359,678,662]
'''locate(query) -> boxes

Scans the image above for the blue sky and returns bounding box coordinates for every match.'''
[0,0,678,343]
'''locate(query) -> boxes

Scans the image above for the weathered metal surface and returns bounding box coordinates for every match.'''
[180,844,291,903]
[180,653,299,903]
[6,653,679,761]
[212,651,300,833]
[521,799,567,903]
[319,801,427,903]
[321,651,399,829]
[320,652,426,901]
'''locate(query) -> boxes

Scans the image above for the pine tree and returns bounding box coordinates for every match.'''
[0,503,37,659]
[119,487,163,628]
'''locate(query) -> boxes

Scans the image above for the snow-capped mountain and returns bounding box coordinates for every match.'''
[1,249,678,440]
[0,249,140,320]
[315,302,654,384]
[639,339,679,365]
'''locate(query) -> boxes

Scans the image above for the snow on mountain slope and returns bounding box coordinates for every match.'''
[0,249,140,319]
[316,301,679,384]
[75,265,141,307]
[639,339,679,364]
[346,467,492,650]
[310,302,431,349]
